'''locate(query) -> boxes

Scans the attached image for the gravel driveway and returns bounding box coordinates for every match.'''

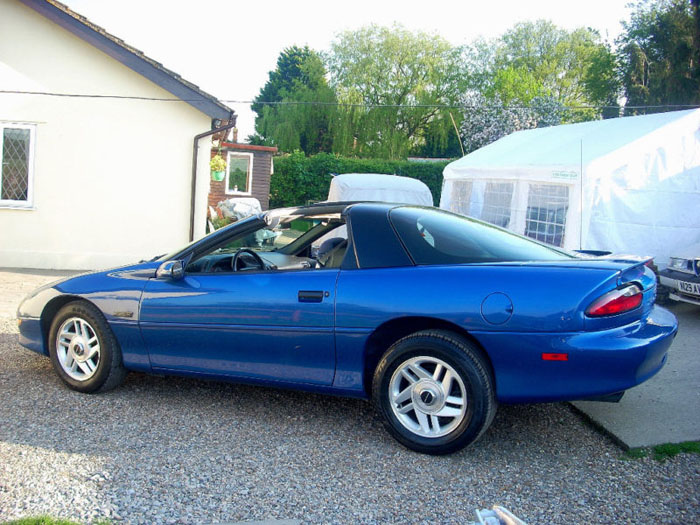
[1,298,699,523]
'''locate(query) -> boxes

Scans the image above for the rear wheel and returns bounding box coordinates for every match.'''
[48,301,127,393]
[372,330,496,455]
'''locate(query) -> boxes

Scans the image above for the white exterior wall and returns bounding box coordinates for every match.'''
[0,1,213,269]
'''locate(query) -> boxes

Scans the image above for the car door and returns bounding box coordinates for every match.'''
[139,267,338,385]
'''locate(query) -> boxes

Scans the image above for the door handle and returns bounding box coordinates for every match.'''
[298,290,324,303]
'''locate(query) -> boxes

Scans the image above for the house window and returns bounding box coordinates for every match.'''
[1,124,35,207]
[525,184,569,247]
[225,152,253,195]
[450,180,473,216]
[480,182,514,228]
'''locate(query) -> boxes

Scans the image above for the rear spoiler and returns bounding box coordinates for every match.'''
[594,253,654,266]
[576,252,656,289]
[575,251,655,267]
[599,255,656,290]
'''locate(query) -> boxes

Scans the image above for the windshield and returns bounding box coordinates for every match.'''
[390,207,575,265]
[157,214,263,261]
[210,217,327,255]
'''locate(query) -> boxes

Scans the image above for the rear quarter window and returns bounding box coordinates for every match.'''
[389,207,574,265]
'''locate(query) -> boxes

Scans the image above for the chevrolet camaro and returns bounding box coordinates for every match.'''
[17,202,678,454]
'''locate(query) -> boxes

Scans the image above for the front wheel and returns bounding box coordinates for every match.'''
[48,301,127,393]
[372,330,496,455]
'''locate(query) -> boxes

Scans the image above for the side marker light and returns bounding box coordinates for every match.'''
[542,353,568,361]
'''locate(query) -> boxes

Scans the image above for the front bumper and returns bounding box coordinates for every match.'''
[18,317,46,355]
[659,269,700,306]
[473,305,678,403]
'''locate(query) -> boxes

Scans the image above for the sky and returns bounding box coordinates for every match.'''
[62,0,635,138]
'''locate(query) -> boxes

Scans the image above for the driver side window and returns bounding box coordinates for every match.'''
[186,217,348,274]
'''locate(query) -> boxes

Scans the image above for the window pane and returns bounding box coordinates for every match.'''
[451,180,472,216]
[480,182,513,228]
[228,155,250,193]
[525,184,569,247]
[2,128,30,201]
[390,207,574,265]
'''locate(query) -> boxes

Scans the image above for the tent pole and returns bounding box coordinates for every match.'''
[449,112,465,158]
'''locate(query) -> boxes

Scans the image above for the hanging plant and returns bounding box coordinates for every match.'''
[210,154,226,181]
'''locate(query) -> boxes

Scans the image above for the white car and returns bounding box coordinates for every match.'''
[658,243,700,305]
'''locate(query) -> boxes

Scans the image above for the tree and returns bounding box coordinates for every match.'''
[617,0,699,113]
[584,43,621,118]
[326,24,467,159]
[486,66,549,103]
[498,22,610,107]
[252,46,336,154]
[464,21,620,121]
[459,92,565,153]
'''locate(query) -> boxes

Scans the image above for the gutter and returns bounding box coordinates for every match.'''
[190,116,237,241]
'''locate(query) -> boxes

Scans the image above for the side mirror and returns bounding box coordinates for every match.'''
[156,260,184,280]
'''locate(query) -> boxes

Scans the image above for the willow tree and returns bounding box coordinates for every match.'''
[327,24,467,159]
[251,46,337,154]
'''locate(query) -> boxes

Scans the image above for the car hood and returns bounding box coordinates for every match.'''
[17,261,162,318]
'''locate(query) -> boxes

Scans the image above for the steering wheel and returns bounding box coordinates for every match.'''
[231,249,266,272]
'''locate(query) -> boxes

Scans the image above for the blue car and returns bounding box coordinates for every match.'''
[17,202,677,454]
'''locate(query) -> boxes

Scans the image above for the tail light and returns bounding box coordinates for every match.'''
[586,284,643,317]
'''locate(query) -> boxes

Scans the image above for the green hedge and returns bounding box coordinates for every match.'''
[269,151,450,208]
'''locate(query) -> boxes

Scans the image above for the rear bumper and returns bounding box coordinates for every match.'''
[474,305,678,403]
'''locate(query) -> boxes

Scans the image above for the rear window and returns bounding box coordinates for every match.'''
[389,207,574,265]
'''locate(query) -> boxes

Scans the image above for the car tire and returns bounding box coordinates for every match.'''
[372,329,496,455]
[48,300,127,393]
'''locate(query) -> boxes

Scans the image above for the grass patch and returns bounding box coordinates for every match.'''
[2,518,81,525]
[652,441,700,461]
[623,447,649,460]
[622,441,700,461]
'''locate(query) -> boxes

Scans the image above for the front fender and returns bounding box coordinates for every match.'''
[16,262,159,371]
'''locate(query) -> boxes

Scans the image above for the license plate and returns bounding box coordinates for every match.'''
[678,280,700,296]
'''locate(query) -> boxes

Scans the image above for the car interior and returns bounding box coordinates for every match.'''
[185,213,349,274]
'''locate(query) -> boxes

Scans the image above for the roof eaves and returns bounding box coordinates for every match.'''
[20,0,233,121]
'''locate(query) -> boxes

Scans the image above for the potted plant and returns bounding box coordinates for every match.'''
[210,154,226,181]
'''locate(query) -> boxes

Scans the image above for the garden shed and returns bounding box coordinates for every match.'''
[440,109,700,267]
[209,141,277,212]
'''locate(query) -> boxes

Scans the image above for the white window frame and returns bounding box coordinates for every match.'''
[0,123,36,209]
[225,151,254,196]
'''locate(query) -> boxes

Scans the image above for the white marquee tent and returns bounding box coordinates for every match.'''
[440,109,700,267]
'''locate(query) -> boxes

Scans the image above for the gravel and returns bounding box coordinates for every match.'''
[0,315,698,524]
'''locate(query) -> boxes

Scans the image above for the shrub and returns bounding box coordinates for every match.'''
[269,151,450,208]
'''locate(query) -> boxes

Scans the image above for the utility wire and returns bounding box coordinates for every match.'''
[1,90,699,111]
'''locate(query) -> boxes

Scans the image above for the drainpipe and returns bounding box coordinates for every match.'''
[190,115,237,241]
